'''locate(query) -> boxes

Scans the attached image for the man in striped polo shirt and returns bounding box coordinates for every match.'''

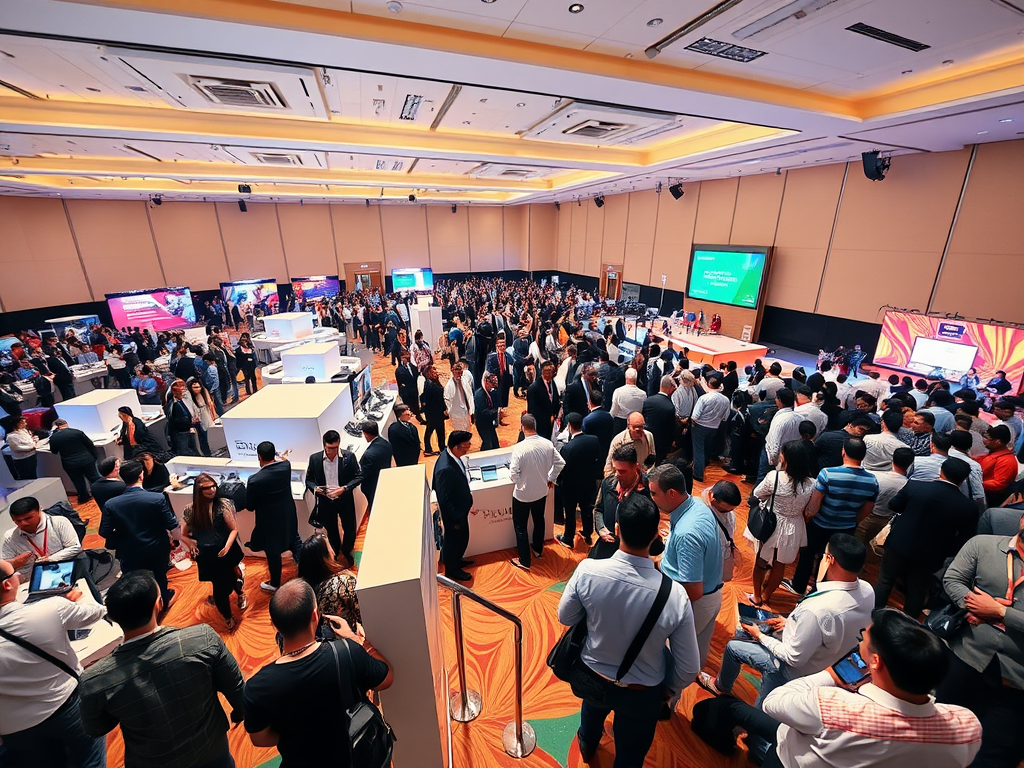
[785,437,878,597]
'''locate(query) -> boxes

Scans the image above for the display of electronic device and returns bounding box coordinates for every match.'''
[351,365,373,407]
[737,603,780,633]
[831,649,871,687]
[686,245,770,309]
[481,465,499,482]
[907,337,978,378]
[27,558,77,601]
[220,279,280,314]
[291,275,340,301]
[391,267,434,292]
[106,287,197,331]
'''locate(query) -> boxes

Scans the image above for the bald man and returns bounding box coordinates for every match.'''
[610,367,647,435]
[604,412,655,476]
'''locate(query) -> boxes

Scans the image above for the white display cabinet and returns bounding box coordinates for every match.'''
[55,389,142,436]
[262,312,314,341]
[410,306,444,348]
[280,341,342,382]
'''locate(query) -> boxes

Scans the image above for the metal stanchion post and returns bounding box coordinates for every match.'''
[501,622,536,758]
[448,591,481,722]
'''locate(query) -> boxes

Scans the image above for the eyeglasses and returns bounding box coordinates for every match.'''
[199,485,217,491]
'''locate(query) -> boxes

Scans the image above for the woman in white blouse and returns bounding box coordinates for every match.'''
[744,439,815,606]
[4,415,39,479]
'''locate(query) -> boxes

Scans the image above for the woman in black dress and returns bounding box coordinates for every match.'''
[234,332,259,396]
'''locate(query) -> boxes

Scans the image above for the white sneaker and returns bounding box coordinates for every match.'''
[259,582,278,593]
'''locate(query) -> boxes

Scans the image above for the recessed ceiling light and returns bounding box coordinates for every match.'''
[481,0,497,3]
[647,17,663,26]
[86,87,101,92]
[568,3,584,13]
[387,1,402,12]
[977,130,988,135]
[479,98,488,103]
[516,102,526,107]
[999,118,1014,123]
[463,120,471,125]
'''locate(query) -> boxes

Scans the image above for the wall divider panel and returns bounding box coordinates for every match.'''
[148,201,230,290]
[215,202,289,284]
[277,203,339,281]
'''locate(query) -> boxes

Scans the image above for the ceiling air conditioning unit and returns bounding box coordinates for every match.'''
[522,102,680,147]
[187,77,288,109]
[470,164,558,180]
[252,153,304,166]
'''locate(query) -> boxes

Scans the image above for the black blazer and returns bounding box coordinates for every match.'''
[92,478,126,518]
[559,433,603,493]
[642,392,678,459]
[387,420,421,467]
[602,364,625,410]
[582,408,615,460]
[474,387,499,431]
[305,449,361,514]
[526,378,561,433]
[561,380,589,421]
[45,354,74,385]
[245,461,298,554]
[886,479,979,567]
[432,449,473,520]
[420,380,447,419]
[48,427,97,468]
[359,437,394,504]
[120,417,162,459]
[395,362,420,408]
[100,486,178,558]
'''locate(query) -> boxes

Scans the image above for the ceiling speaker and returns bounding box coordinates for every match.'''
[669,183,685,200]
[862,151,891,181]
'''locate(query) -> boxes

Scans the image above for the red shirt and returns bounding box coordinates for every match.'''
[978,448,1018,492]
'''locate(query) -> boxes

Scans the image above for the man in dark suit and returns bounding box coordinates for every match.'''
[484,334,515,408]
[48,418,99,502]
[432,430,475,581]
[245,441,301,592]
[600,353,625,411]
[93,457,127,524]
[582,388,615,460]
[388,405,421,466]
[474,373,501,451]
[101,460,181,605]
[395,349,421,421]
[643,375,679,464]
[305,430,362,567]
[562,364,596,421]
[526,360,561,441]
[555,413,603,549]
[358,420,393,511]
[44,345,76,401]
[873,457,979,619]
[420,364,447,456]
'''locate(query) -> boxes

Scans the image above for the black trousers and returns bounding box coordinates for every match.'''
[265,533,303,588]
[64,461,100,502]
[121,550,172,605]
[441,509,470,571]
[873,548,936,618]
[423,415,446,453]
[241,367,258,395]
[936,651,1024,768]
[512,496,546,566]
[791,520,855,594]
[55,379,76,401]
[561,483,596,541]
[316,497,357,558]
[478,426,499,451]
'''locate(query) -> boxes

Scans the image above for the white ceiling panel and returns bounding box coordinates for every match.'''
[349,0,510,35]
[326,152,416,171]
[845,100,1024,151]
[511,0,644,39]
[692,49,857,89]
[501,22,597,49]
[435,86,559,135]
[412,158,480,174]
[323,70,454,128]
[597,0,753,47]
[355,0,529,22]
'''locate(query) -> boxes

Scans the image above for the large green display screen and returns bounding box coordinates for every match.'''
[686,247,768,309]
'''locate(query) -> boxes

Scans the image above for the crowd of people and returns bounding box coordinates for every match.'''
[1,273,1022,768]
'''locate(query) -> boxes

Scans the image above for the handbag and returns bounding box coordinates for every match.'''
[871,518,894,556]
[330,640,396,768]
[547,620,588,682]
[925,601,967,640]
[746,471,779,543]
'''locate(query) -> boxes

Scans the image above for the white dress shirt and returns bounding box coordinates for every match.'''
[1,515,83,579]
[866,470,908,518]
[610,384,647,420]
[6,429,38,460]
[444,374,475,432]
[794,402,827,437]
[764,407,805,465]
[691,391,730,429]
[671,385,699,420]
[948,447,985,501]
[323,453,339,488]
[509,434,565,502]
[862,430,908,471]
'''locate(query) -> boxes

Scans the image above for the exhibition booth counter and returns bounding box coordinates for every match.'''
[261,352,362,386]
[429,446,555,558]
[251,325,342,364]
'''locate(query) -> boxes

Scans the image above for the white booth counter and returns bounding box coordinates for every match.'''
[70,362,110,395]
[251,326,342,364]
[429,446,554,558]
[410,305,443,349]
[56,389,141,434]
[262,311,314,341]
[262,354,362,386]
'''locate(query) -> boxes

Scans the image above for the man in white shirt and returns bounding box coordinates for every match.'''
[604,413,655,476]
[794,387,827,437]
[909,378,930,408]
[509,414,565,571]
[856,447,912,546]
[698,533,874,706]
[609,367,646,433]
[863,410,910,471]
[0,557,107,768]
[670,369,699,425]
[691,375,730,482]
[756,362,786,401]
[760,388,803,483]
[947,429,987,507]
[856,370,891,404]
[1,497,82,579]
[443,359,475,432]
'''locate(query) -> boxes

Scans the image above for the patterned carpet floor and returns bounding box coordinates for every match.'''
[74,348,883,768]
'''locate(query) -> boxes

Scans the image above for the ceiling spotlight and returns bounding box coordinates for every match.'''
[238,183,251,194]
[776,168,782,176]
[481,0,497,3]
[624,53,634,58]
[669,183,684,200]
[647,17,663,26]
[365,199,370,207]
[568,3,584,13]
[451,203,457,213]
[387,1,403,12]
[151,195,162,206]
[238,199,248,212]
[594,195,605,208]
[409,194,416,202]
[977,130,989,135]
[555,201,561,210]
[516,102,526,107]
[999,118,1014,123]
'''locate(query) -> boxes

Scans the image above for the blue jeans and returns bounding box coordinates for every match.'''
[717,638,791,707]
[2,693,106,768]
[211,388,226,417]
[756,450,772,485]
[691,423,717,481]
[578,681,663,768]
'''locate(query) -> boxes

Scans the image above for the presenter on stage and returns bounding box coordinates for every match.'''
[305,431,362,569]
[433,431,475,582]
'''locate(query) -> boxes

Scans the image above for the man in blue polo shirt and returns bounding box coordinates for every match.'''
[650,464,723,669]
[785,437,877,597]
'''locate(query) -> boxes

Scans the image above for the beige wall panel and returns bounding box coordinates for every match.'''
[930,251,1024,324]
[0,197,90,310]
[529,204,558,271]
[569,202,587,275]
[66,200,164,298]
[600,193,629,266]
[584,199,605,277]
[774,164,846,249]
[693,177,738,245]
[216,202,288,283]
[277,204,338,279]
[818,249,941,323]
[941,140,1024,256]
[731,172,785,246]
[622,190,659,285]
[148,202,229,290]
[764,246,830,313]
[556,206,571,272]
[330,204,385,280]
[503,206,526,271]
[651,183,699,291]
[379,206,430,270]
[425,206,470,273]
[467,206,504,272]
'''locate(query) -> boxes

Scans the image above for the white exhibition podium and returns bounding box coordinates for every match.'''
[55,389,141,435]
[261,311,314,340]
[410,305,444,348]
[220,384,354,462]
[280,341,342,382]
[358,465,448,768]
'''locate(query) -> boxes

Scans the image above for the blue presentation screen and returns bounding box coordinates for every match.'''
[686,247,768,309]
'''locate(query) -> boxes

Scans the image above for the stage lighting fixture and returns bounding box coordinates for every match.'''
[365,199,370,207]
[151,195,162,206]
[238,183,251,194]
[451,204,457,213]
[669,183,685,200]
[555,201,561,210]
[861,150,890,181]
[409,194,417,202]
[594,195,605,208]
[238,199,247,212]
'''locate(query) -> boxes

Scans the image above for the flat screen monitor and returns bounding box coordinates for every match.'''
[220,279,279,314]
[686,245,770,309]
[47,315,100,342]
[391,268,434,292]
[908,338,979,378]
[351,365,373,408]
[105,287,196,331]
[291,275,340,302]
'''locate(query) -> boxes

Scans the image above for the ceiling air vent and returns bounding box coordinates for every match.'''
[187,77,288,109]
[252,153,304,166]
[564,120,633,139]
[845,23,930,52]
[685,37,767,62]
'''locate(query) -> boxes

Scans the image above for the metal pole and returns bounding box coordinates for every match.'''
[501,623,536,758]
[448,592,481,722]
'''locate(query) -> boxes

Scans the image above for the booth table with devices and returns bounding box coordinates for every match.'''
[250,311,344,364]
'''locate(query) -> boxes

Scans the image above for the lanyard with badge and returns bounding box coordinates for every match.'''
[26,519,48,558]
[992,535,1024,631]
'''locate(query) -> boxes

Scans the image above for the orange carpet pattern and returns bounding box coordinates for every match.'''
[72,348,866,768]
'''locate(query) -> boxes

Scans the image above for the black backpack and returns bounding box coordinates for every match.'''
[329,640,396,768]
[45,500,87,543]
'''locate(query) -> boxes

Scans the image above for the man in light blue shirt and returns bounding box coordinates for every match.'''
[650,464,723,668]
[558,492,699,764]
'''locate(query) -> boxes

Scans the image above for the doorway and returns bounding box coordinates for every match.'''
[601,264,623,300]
[344,262,383,293]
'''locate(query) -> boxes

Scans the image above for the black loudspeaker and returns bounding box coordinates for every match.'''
[861,151,890,181]
[669,183,685,200]
[594,195,605,208]
[238,200,247,213]
[237,183,252,194]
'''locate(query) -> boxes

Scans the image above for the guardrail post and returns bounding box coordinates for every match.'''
[448,591,482,722]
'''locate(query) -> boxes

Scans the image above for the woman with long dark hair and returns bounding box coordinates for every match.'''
[297,534,361,638]
[181,473,246,630]
[235,332,259,396]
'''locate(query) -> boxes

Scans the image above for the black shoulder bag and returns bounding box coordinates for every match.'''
[330,640,396,768]
[747,471,779,544]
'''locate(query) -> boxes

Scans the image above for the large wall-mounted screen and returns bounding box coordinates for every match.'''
[220,279,279,314]
[291,275,340,302]
[106,287,196,331]
[686,246,770,309]
[391,267,434,292]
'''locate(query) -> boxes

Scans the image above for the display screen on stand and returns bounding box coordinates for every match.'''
[291,275,340,301]
[391,268,434,292]
[221,279,280,314]
[106,287,197,331]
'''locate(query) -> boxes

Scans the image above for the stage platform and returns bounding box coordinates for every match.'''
[652,329,768,369]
